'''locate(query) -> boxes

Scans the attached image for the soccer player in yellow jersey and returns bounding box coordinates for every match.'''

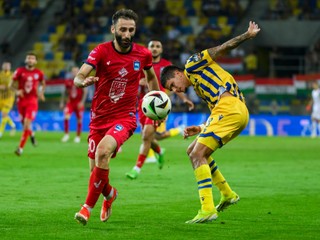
[0,61,16,138]
[161,21,261,223]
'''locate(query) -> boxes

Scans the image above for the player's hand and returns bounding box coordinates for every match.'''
[82,76,99,87]
[183,99,195,111]
[306,104,311,112]
[16,89,24,97]
[139,78,147,86]
[59,102,64,109]
[183,125,201,139]
[247,21,260,38]
[77,102,84,110]
[39,93,45,102]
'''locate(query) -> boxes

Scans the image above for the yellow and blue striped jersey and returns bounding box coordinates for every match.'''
[184,50,244,110]
[0,70,14,100]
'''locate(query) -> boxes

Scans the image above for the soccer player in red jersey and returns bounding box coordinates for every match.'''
[12,52,45,156]
[60,66,87,143]
[73,9,161,226]
[126,40,194,179]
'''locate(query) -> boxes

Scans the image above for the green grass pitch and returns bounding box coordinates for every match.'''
[0,132,319,240]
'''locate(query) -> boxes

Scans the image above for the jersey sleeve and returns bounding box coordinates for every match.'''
[85,45,102,69]
[143,50,153,70]
[39,70,45,83]
[12,68,21,81]
[185,50,213,73]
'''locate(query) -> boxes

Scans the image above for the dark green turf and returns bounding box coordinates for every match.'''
[0,132,319,240]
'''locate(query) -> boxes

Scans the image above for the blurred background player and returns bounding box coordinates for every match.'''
[12,52,45,156]
[74,9,161,226]
[126,40,194,179]
[306,81,320,138]
[0,61,16,138]
[60,66,87,143]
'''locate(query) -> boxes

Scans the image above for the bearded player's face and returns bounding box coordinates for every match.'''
[25,55,37,68]
[113,18,136,50]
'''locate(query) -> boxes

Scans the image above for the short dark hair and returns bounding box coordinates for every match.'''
[160,65,184,89]
[112,9,138,25]
[26,51,37,59]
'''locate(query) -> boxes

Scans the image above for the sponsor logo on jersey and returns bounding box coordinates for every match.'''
[133,60,140,71]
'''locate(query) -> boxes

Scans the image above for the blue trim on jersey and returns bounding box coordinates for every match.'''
[225,82,232,91]
[186,60,208,72]
[199,132,223,147]
[206,67,222,81]
[198,184,213,189]
[201,72,220,90]
[197,178,212,185]
[209,159,216,168]
[199,83,218,99]
[211,166,218,174]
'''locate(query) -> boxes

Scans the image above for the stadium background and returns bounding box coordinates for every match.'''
[1,0,320,136]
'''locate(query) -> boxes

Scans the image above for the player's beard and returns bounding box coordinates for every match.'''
[115,33,133,50]
[152,53,160,60]
[25,62,35,69]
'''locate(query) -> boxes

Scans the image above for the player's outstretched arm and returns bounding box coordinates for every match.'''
[145,67,160,91]
[208,21,261,61]
[175,92,195,111]
[74,63,98,88]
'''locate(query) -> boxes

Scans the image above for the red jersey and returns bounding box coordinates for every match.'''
[138,57,172,107]
[153,58,172,92]
[65,79,84,104]
[13,67,44,104]
[85,41,153,129]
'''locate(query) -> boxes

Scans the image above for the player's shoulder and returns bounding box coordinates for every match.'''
[133,43,150,55]
[160,58,172,65]
[99,41,114,50]
[90,41,112,53]
[15,66,25,72]
[35,67,44,75]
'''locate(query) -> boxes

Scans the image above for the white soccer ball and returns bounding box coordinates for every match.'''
[142,90,172,120]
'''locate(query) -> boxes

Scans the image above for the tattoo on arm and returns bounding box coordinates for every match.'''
[208,32,250,60]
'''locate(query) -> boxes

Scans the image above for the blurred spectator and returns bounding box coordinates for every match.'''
[2,0,12,16]
[0,39,11,59]
[305,38,320,74]
[244,49,258,74]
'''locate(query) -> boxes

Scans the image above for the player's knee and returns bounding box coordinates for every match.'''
[187,143,194,156]
[186,144,193,156]
[95,146,112,162]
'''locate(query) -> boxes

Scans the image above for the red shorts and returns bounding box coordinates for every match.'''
[87,118,137,159]
[64,102,84,119]
[17,101,38,121]
[138,107,158,129]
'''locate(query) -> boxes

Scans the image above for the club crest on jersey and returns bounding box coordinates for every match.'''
[133,60,140,71]
[189,52,203,63]
[34,73,39,79]
[115,124,124,132]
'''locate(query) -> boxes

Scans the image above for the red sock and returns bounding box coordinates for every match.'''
[85,167,109,208]
[76,122,82,136]
[153,145,161,154]
[19,129,31,148]
[64,119,69,134]
[136,154,147,168]
[102,183,113,198]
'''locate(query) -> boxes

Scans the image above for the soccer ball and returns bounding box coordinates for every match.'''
[142,90,172,120]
